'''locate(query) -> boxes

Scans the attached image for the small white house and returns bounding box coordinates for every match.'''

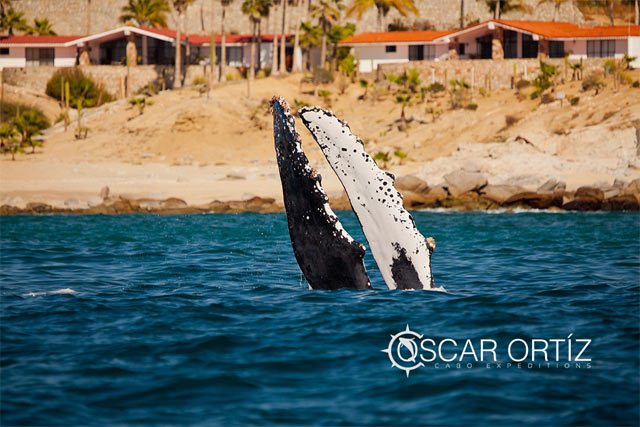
[340,20,640,72]
[0,35,82,67]
[0,25,294,70]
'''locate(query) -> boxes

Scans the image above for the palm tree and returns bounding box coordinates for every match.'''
[220,0,234,82]
[271,0,280,75]
[635,0,639,26]
[1,8,28,35]
[0,123,20,161]
[299,21,321,70]
[242,0,262,83]
[485,0,523,19]
[120,0,170,27]
[460,0,464,28]
[11,111,48,154]
[170,0,194,89]
[292,0,306,72]
[24,18,57,35]
[279,0,288,73]
[346,0,417,32]
[312,0,341,70]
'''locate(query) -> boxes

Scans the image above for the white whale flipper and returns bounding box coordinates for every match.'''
[300,108,436,290]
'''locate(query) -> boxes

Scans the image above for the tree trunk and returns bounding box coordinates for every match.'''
[636,0,639,26]
[220,6,227,82]
[174,13,183,88]
[210,0,216,81]
[494,0,499,19]
[279,0,288,74]
[272,1,279,76]
[609,0,613,26]
[257,20,262,70]
[249,21,255,97]
[460,0,464,28]
[292,0,303,72]
[320,32,327,70]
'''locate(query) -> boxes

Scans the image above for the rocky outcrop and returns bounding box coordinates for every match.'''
[395,175,429,194]
[481,185,526,205]
[601,195,639,212]
[504,191,563,209]
[443,170,488,197]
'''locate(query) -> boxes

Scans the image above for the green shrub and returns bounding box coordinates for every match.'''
[569,96,580,106]
[312,67,334,84]
[515,79,530,89]
[393,149,407,159]
[338,54,356,77]
[465,103,478,111]
[425,82,444,93]
[373,151,391,162]
[1,101,48,128]
[582,71,604,93]
[192,75,207,85]
[45,67,113,109]
[633,81,640,88]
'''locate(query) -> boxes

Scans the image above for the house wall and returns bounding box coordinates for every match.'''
[352,45,411,73]
[0,47,27,68]
[630,37,640,68]
[54,46,77,67]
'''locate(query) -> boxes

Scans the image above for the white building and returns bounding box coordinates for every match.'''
[0,25,293,70]
[340,20,640,72]
[0,35,81,67]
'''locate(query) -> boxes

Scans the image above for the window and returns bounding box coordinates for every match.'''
[504,30,517,58]
[522,34,538,58]
[226,46,243,65]
[0,48,8,55]
[409,45,423,61]
[587,40,615,58]
[385,45,396,53]
[457,43,465,55]
[549,41,564,58]
[25,48,54,66]
[425,45,435,60]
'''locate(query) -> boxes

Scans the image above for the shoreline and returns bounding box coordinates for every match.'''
[2,184,638,215]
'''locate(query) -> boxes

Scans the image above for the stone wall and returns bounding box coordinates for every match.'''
[379,58,607,91]
[14,0,585,36]
[4,64,213,96]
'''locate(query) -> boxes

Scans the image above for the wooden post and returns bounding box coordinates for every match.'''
[120,75,126,99]
[512,63,516,89]
[65,82,70,131]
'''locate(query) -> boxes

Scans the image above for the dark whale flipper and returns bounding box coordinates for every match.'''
[299,107,437,290]
[271,97,372,290]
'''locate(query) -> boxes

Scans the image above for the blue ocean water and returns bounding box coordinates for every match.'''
[1,211,639,426]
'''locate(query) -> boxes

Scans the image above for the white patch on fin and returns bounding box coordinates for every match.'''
[300,108,436,290]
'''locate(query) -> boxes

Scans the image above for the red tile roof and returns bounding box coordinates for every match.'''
[495,19,640,38]
[339,30,453,45]
[187,33,291,45]
[0,35,84,45]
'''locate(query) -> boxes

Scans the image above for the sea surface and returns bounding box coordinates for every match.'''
[1,211,639,426]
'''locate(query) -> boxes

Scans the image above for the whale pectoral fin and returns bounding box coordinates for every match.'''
[271,97,372,290]
[299,107,436,290]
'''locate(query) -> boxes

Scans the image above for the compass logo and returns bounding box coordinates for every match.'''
[382,325,424,377]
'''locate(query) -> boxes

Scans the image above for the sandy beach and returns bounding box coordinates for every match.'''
[2,71,639,211]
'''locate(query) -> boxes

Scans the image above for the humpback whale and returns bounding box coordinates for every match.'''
[299,107,436,290]
[271,97,372,290]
